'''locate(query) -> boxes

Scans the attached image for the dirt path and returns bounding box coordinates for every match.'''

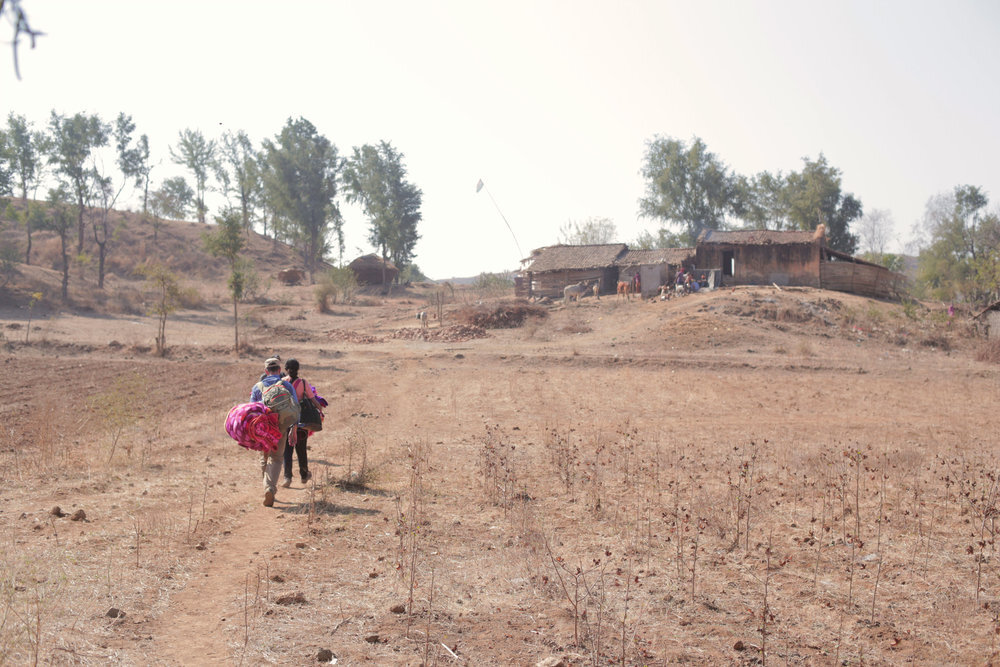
[152,490,293,665]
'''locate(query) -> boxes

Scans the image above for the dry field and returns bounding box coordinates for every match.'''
[1,278,999,666]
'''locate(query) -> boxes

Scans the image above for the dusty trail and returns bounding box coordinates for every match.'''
[151,490,293,665]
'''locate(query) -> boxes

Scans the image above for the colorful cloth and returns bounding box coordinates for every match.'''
[226,402,282,452]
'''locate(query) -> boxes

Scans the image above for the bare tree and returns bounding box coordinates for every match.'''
[856,208,894,264]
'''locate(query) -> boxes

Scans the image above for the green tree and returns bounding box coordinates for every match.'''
[41,186,75,301]
[916,186,1000,305]
[782,155,862,254]
[639,135,738,245]
[342,141,422,288]
[557,216,617,245]
[150,176,194,221]
[46,111,109,252]
[215,129,262,237]
[136,261,184,356]
[2,113,47,210]
[262,117,342,277]
[737,171,788,230]
[203,209,248,352]
[170,128,216,223]
[90,113,144,289]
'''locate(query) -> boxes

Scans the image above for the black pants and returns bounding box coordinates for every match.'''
[283,428,309,480]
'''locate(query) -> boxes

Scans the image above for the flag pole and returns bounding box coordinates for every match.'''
[476,179,524,263]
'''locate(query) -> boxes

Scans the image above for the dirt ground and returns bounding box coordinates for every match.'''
[1,281,999,666]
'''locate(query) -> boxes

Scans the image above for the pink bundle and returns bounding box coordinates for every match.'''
[226,403,281,452]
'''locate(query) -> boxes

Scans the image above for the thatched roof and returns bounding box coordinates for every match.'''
[615,248,695,266]
[523,244,627,272]
[349,254,398,271]
[698,228,824,246]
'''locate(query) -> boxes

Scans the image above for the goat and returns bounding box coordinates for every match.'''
[416,311,428,330]
[617,281,632,302]
[563,281,589,305]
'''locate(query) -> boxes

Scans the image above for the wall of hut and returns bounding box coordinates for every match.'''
[523,268,614,299]
[983,310,1000,340]
[696,243,821,287]
[615,264,673,297]
[819,261,904,299]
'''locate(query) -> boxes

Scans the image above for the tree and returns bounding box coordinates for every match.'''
[557,216,617,245]
[781,155,862,254]
[170,128,215,223]
[737,171,788,230]
[215,130,262,236]
[42,186,75,301]
[342,141,422,288]
[916,186,1000,305]
[136,261,184,356]
[134,133,153,215]
[203,209,248,353]
[149,176,194,220]
[856,208,895,266]
[1,113,49,263]
[639,136,738,245]
[262,117,342,277]
[90,113,143,289]
[47,111,109,252]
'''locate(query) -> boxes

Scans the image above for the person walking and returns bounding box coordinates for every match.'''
[282,358,319,487]
[251,357,299,507]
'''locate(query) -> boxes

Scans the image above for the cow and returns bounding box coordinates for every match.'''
[277,268,306,286]
[416,311,428,330]
[563,281,589,305]
[617,281,632,302]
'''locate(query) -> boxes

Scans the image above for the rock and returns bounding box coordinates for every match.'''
[70,509,86,522]
[50,506,65,517]
[106,607,125,619]
[390,603,406,614]
[316,648,334,662]
[733,640,746,651]
[270,574,285,583]
[364,633,380,643]
[275,592,307,605]
[536,658,566,667]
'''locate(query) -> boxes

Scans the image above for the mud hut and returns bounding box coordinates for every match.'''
[517,244,627,299]
[349,254,399,285]
[975,300,1000,340]
[614,248,695,297]
[695,225,905,299]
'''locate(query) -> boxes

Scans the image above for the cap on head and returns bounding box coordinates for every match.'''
[265,357,281,371]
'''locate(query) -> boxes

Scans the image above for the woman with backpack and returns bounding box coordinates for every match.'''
[282,358,322,487]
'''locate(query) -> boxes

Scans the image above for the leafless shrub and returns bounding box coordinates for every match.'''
[975,339,1000,364]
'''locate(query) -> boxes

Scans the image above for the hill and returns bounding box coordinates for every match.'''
[2,206,1000,664]
[0,206,309,313]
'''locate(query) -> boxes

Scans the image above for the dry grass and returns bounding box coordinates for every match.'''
[2,225,1000,664]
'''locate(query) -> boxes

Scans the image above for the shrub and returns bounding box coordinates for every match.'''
[316,266,358,311]
[975,339,1000,364]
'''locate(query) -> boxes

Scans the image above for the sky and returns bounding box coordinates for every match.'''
[3,0,999,280]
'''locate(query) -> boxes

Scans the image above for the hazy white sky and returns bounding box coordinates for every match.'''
[3,0,999,279]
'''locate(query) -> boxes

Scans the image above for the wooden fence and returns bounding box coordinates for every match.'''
[820,262,905,299]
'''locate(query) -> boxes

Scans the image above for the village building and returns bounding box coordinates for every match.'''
[974,300,1000,340]
[515,244,626,299]
[517,225,906,301]
[348,254,399,285]
[614,248,695,298]
[695,225,906,299]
